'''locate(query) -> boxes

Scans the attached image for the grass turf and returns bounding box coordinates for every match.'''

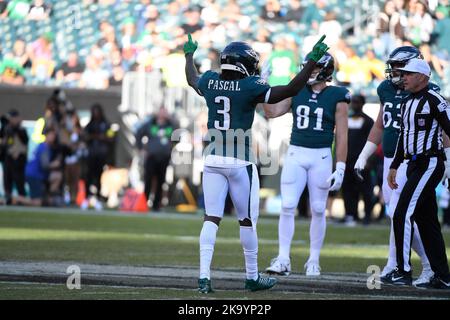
[1,209,448,273]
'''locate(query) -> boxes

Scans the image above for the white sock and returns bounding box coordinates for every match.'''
[278,211,295,261]
[386,218,397,271]
[199,221,218,280]
[240,226,259,281]
[309,211,326,263]
[412,222,431,271]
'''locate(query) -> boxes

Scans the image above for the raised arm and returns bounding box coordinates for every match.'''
[184,34,201,93]
[255,35,329,104]
[260,98,292,118]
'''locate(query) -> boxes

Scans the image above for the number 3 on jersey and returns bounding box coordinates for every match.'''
[214,96,231,130]
[296,105,323,131]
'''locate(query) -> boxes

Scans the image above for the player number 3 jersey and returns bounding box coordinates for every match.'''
[197,70,270,166]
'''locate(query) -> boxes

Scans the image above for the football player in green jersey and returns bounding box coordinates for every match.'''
[354,46,450,286]
[264,52,349,276]
[184,34,329,293]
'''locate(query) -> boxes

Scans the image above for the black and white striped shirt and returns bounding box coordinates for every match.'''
[390,86,450,170]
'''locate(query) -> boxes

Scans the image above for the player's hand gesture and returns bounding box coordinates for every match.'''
[183,34,198,55]
[309,35,330,62]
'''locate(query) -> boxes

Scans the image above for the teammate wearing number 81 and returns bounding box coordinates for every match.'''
[264,52,349,276]
[184,34,329,293]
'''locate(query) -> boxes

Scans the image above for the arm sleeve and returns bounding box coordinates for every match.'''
[433,98,450,138]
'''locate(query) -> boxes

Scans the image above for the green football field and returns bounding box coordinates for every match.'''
[0,207,449,300]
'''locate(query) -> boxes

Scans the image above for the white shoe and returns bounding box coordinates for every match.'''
[413,268,434,286]
[265,257,291,276]
[80,199,89,210]
[381,265,396,277]
[94,201,103,211]
[304,261,321,276]
[345,217,356,227]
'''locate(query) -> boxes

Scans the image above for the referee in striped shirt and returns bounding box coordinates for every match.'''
[386,58,450,289]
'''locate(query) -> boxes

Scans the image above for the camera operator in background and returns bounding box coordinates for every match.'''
[0,109,28,205]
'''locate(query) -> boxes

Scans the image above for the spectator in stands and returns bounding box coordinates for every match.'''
[108,65,124,87]
[199,48,220,74]
[181,6,203,36]
[27,32,56,85]
[284,0,304,24]
[135,106,178,212]
[120,17,138,53]
[27,0,50,21]
[97,21,119,56]
[201,0,220,26]
[81,103,113,210]
[55,52,84,87]
[361,48,386,83]
[420,43,445,78]
[0,55,25,85]
[260,0,285,23]
[0,0,8,16]
[136,4,159,35]
[341,94,375,226]
[161,1,183,30]
[79,55,109,89]
[300,0,326,33]
[336,45,367,87]
[432,7,450,60]
[1,0,30,20]
[14,127,57,206]
[406,0,434,46]
[0,109,28,205]
[318,11,342,48]
[252,28,273,75]
[11,39,31,69]
[376,0,405,59]
[266,36,297,86]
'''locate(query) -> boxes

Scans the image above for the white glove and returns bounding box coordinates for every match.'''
[443,148,450,188]
[354,141,377,181]
[327,162,346,191]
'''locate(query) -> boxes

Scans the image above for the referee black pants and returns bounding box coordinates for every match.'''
[393,156,450,279]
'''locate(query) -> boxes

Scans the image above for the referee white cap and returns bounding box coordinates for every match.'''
[396,58,431,77]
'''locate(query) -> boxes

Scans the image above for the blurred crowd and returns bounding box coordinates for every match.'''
[0,0,449,97]
[0,89,116,209]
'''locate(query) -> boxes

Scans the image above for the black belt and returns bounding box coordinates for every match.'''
[404,150,444,161]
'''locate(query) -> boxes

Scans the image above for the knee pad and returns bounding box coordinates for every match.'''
[310,201,326,217]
